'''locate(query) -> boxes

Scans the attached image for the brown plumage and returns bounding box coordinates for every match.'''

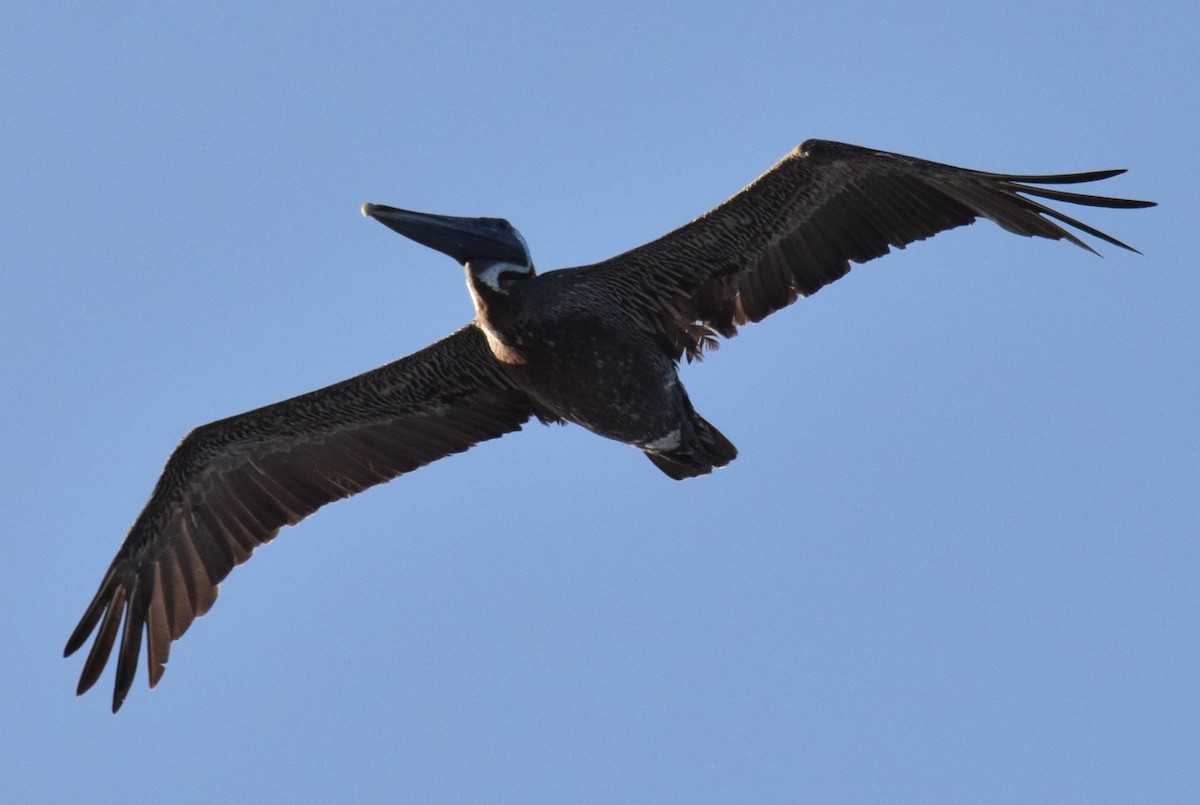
[66,139,1154,711]
[65,327,533,709]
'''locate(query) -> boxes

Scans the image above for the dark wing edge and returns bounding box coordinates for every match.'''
[64,324,533,712]
[577,139,1155,359]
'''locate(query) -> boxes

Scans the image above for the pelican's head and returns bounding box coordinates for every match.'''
[362,204,534,294]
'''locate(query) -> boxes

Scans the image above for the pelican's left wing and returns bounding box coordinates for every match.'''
[66,323,533,711]
[573,139,1154,359]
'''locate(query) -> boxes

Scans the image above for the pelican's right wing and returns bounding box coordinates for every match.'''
[65,323,534,711]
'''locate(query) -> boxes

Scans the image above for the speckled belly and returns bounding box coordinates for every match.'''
[502,328,684,447]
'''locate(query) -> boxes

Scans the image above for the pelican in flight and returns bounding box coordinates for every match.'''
[65,139,1154,711]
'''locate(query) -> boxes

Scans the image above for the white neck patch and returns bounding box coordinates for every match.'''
[474,225,531,291]
[473,261,531,292]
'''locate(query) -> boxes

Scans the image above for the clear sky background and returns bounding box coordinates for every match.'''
[3,3,1196,803]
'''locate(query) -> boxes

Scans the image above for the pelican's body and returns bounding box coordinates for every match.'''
[65,139,1154,711]
[453,262,735,478]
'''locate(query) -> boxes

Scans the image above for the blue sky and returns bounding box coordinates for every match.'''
[3,2,1196,802]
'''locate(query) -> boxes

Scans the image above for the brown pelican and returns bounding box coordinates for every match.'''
[65,139,1154,711]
